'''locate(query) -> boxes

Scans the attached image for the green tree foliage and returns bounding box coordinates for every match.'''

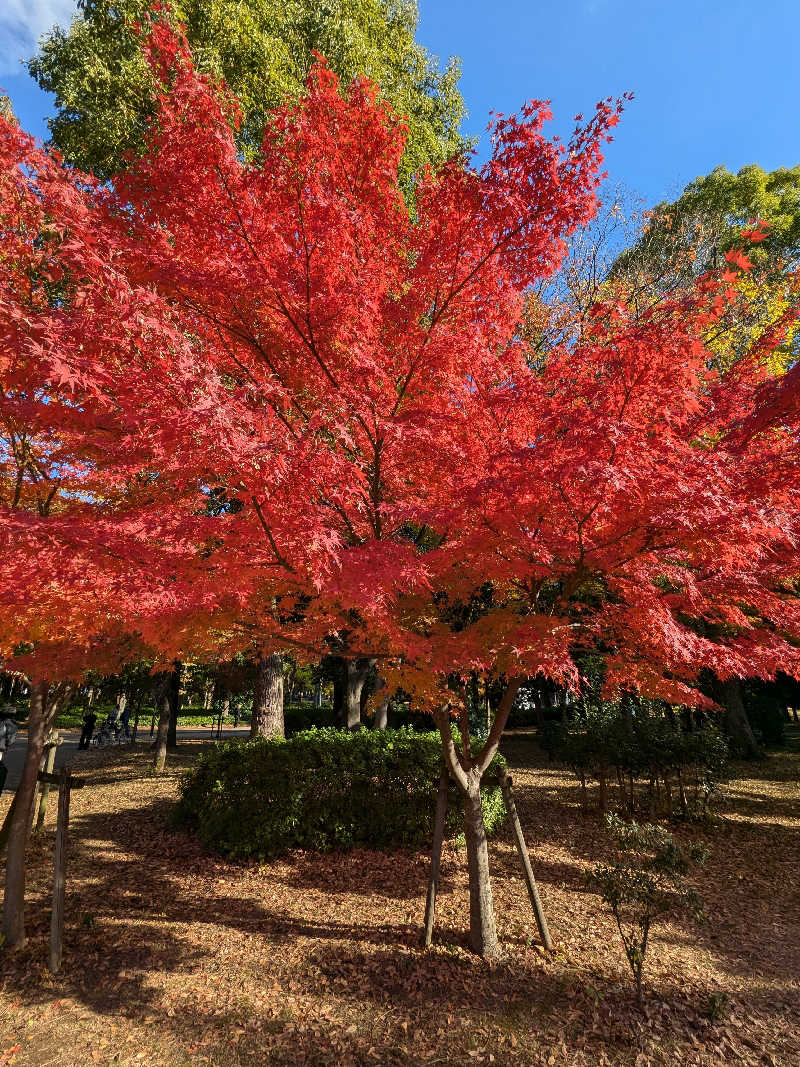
[617,164,800,281]
[612,164,800,370]
[0,94,15,125]
[29,0,466,185]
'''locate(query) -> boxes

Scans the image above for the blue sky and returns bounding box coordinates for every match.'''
[1,0,798,207]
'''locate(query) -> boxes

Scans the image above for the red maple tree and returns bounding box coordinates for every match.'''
[2,23,798,956]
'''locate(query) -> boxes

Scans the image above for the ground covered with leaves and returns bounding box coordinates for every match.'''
[1,729,798,1066]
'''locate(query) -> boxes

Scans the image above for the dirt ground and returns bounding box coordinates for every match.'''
[1,729,798,1066]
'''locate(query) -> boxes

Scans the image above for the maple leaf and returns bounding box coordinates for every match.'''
[724,248,753,271]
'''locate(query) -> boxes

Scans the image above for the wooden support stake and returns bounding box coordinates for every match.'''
[498,766,553,951]
[35,735,60,832]
[43,768,85,974]
[422,765,450,948]
[0,788,17,852]
[50,769,70,972]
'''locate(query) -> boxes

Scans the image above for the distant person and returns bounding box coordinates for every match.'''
[120,706,131,738]
[0,707,19,794]
[79,709,97,750]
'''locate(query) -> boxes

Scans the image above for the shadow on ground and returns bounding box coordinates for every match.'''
[0,734,798,1066]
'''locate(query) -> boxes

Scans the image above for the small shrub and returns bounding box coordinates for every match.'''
[706,991,729,1021]
[588,814,708,1002]
[174,727,506,858]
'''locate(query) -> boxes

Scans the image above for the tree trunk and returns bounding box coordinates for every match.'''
[621,691,635,734]
[152,679,172,773]
[423,765,450,947]
[372,676,390,730]
[533,690,544,727]
[559,689,568,725]
[131,690,142,745]
[462,783,500,959]
[497,767,552,950]
[345,660,370,730]
[203,677,215,711]
[359,677,371,718]
[250,654,284,739]
[35,736,59,832]
[3,681,68,949]
[435,677,521,960]
[374,696,390,730]
[332,662,345,727]
[719,677,761,759]
[166,663,182,749]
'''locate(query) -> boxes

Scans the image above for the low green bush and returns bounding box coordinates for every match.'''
[176,713,226,727]
[175,728,506,858]
[177,705,334,731]
[54,708,90,729]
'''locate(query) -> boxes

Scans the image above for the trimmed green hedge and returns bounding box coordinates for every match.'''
[175,713,227,727]
[174,728,506,858]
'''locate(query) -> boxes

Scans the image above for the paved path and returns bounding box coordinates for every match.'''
[0,725,250,795]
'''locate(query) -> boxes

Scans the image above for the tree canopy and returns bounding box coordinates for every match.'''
[617,164,800,279]
[612,164,800,372]
[4,20,799,739]
[3,21,800,958]
[28,0,467,184]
